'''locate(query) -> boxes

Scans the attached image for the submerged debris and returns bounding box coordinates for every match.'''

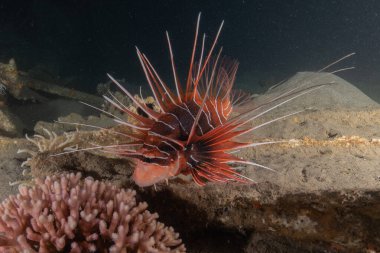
[0,173,186,252]
[0,58,102,104]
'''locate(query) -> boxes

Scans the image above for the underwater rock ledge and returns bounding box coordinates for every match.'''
[1,72,380,252]
[13,112,380,252]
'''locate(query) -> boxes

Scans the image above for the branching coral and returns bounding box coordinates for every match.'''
[0,173,186,252]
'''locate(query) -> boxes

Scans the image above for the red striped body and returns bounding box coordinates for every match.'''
[133,94,234,186]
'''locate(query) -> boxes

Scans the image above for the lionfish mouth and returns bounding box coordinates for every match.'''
[55,13,354,187]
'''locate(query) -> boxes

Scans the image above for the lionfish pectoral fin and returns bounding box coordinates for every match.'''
[133,163,170,187]
[133,159,181,187]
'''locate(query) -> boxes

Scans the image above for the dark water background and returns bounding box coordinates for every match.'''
[1,0,379,101]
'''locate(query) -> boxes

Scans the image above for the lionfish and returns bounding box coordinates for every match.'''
[58,13,353,187]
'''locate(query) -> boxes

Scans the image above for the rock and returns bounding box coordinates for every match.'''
[141,136,380,253]
[10,131,380,252]
[242,72,380,140]
[7,72,380,252]
[34,112,116,135]
[257,71,379,110]
[0,58,103,104]
[245,233,335,253]
[0,109,23,137]
[34,113,84,134]
[0,58,47,102]
[0,137,32,201]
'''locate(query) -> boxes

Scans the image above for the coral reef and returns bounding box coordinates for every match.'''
[0,173,185,252]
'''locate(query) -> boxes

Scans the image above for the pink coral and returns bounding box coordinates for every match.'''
[0,173,185,253]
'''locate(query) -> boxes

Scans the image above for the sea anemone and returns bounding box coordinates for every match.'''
[0,173,185,252]
[18,128,78,169]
